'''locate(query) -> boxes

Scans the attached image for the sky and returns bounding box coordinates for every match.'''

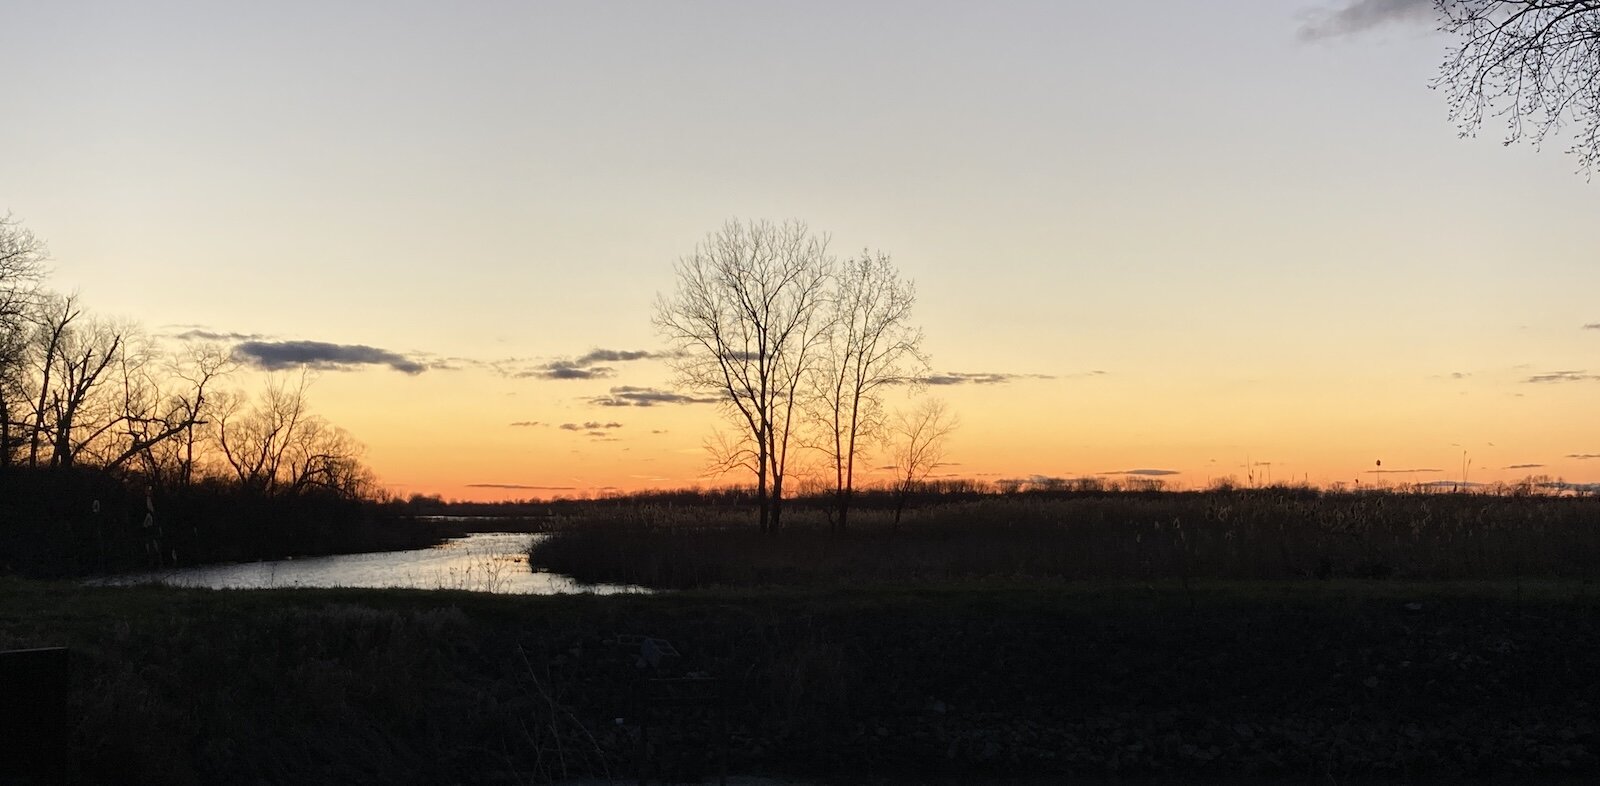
[3,0,1599,500]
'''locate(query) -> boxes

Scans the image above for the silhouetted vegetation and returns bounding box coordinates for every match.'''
[0,467,437,577]
[7,577,1600,783]
[532,484,1600,589]
[0,217,435,577]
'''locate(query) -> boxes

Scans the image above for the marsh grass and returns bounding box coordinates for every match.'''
[8,576,1600,782]
[531,488,1600,589]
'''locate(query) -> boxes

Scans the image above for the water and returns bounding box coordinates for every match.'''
[88,532,644,595]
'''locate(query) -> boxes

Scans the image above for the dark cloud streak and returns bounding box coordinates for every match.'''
[587,386,721,407]
[1525,370,1600,384]
[465,483,576,491]
[234,340,427,374]
[1298,0,1433,40]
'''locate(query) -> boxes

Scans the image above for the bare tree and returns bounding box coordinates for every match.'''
[157,343,235,486]
[16,294,127,468]
[811,252,925,534]
[44,313,125,468]
[889,398,957,532]
[0,213,47,329]
[0,214,48,467]
[100,338,233,482]
[655,219,835,533]
[216,371,371,497]
[1435,1,1600,172]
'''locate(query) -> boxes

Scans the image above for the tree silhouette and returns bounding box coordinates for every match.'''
[1436,1,1600,173]
[810,252,925,533]
[655,220,834,533]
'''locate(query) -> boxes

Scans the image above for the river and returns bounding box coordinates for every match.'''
[88,532,643,595]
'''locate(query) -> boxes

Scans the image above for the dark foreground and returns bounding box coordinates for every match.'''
[2,578,1598,784]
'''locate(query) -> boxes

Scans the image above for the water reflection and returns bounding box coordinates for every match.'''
[89,532,643,595]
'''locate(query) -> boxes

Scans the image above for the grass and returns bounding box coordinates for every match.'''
[530,488,1600,589]
[10,487,1600,782]
[6,575,1600,782]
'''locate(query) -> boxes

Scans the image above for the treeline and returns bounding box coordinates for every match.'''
[0,214,429,577]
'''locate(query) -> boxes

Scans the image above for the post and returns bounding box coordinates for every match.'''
[0,647,70,784]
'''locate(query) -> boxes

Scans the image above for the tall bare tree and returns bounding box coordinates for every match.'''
[811,252,925,533]
[1435,1,1600,172]
[655,219,835,533]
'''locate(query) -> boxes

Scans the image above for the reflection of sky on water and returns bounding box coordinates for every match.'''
[90,532,644,595]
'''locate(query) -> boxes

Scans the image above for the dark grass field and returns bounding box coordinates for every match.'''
[530,489,1600,589]
[5,574,1600,783]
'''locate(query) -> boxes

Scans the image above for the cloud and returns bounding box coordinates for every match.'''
[1298,0,1433,40]
[523,363,616,381]
[559,421,623,431]
[234,340,428,374]
[1525,371,1600,384]
[574,348,668,364]
[507,348,670,381]
[509,421,546,427]
[1365,468,1443,474]
[464,483,577,491]
[1100,469,1181,477]
[1567,454,1600,460]
[587,386,722,407]
[169,328,266,343]
[1504,464,1545,470]
[1415,480,1489,490]
[1584,324,1600,330]
[913,371,1066,386]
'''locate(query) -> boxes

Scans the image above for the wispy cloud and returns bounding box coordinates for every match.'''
[1415,480,1488,490]
[1504,463,1545,470]
[502,348,671,381]
[1583,324,1600,330]
[465,483,577,491]
[509,421,546,428]
[532,363,615,380]
[234,340,428,374]
[912,370,1077,386]
[1525,370,1600,384]
[560,421,622,431]
[1100,468,1181,477]
[169,328,267,343]
[1298,0,1433,41]
[575,349,668,364]
[1567,454,1600,460]
[588,386,722,407]
[1365,468,1443,474]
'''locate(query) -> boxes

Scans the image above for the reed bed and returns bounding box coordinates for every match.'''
[531,488,1600,588]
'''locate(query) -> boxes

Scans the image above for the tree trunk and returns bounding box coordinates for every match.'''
[0,395,10,469]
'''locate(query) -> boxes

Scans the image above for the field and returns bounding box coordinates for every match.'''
[7,487,1600,783]
[530,487,1600,589]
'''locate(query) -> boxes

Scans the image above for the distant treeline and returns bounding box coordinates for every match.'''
[395,472,1593,519]
[0,468,438,578]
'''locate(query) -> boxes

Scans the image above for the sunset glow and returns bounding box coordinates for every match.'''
[4,1,1599,500]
